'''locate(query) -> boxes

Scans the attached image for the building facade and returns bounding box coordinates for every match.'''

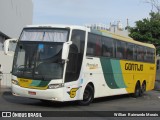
[0,0,33,87]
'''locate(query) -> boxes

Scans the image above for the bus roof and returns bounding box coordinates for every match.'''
[25,24,155,49]
[91,29,155,49]
[25,24,90,31]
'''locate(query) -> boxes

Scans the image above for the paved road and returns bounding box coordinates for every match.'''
[0,88,160,120]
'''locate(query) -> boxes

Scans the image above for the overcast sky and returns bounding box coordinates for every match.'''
[32,0,154,27]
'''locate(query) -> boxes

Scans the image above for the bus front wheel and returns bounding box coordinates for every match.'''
[78,84,94,106]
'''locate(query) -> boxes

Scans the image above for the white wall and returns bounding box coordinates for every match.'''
[0,51,14,87]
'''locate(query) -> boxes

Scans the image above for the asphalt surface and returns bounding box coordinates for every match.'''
[0,87,160,120]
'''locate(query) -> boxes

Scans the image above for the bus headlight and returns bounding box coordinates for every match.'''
[12,79,19,85]
[48,83,64,89]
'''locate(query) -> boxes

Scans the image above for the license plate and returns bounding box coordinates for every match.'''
[28,91,36,95]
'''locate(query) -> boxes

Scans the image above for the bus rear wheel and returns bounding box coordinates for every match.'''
[78,84,94,106]
[141,82,146,95]
[133,82,141,98]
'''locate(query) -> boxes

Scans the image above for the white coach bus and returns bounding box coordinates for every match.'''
[4,25,156,105]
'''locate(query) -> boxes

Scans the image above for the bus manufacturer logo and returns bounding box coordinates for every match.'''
[86,63,98,69]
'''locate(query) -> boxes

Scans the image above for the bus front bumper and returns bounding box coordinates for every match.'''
[12,84,64,102]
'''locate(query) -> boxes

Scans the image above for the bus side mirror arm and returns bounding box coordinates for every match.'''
[61,41,72,61]
[4,38,18,55]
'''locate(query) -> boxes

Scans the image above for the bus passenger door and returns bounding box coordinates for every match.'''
[64,30,85,101]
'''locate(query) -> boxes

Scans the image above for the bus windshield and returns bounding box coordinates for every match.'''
[20,28,69,42]
[12,28,69,81]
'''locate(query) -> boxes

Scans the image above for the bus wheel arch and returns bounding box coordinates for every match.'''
[78,82,94,106]
[88,82,95,95]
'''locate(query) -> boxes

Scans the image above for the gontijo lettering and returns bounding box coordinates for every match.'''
[125,63,143,71]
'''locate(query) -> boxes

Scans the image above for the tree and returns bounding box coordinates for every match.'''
[128,12,160,54]
[145,0,160,13]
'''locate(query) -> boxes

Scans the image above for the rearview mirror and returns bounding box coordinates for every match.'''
[61,41,72,61]
[4,38,18,55]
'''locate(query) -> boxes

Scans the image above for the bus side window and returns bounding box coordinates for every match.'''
[102,37,114,57]
[116,41,126,59]
[147,48,155,63]
[137,46,144,61]
[87,48,94,55]
[146,48,151,62]
[151,49,155,63]
[87,33,95,56]
[127,43,134,60]
[116,41,121,59]
[95,35,102,56]
[143,47,147,62]
[87,33,102,57]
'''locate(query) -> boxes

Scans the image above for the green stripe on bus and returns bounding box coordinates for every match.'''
[30,80,41,87]
[38,81,50,87]
[110,60,126,88]
[100,58,119,89]
[30,80,50,87]
[100,58,126,89]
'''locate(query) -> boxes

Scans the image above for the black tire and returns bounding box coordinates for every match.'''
[40,99,51,104]
[133,82,141,98]
[78,84,94,106]
[141,82,146,95]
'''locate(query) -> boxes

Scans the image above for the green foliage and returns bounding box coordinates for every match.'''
[128,12,160,54]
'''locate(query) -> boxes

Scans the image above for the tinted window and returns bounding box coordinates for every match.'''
[86,33,155,63]
[137,46,144,61]
[116,41,126,59]
[144,47,147,62]
[65,30,85,82]
[87,33,102,56]
[102,37,114,57]
[146,48,155,63]
[150,49,155,63]
[127,43,134,60]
